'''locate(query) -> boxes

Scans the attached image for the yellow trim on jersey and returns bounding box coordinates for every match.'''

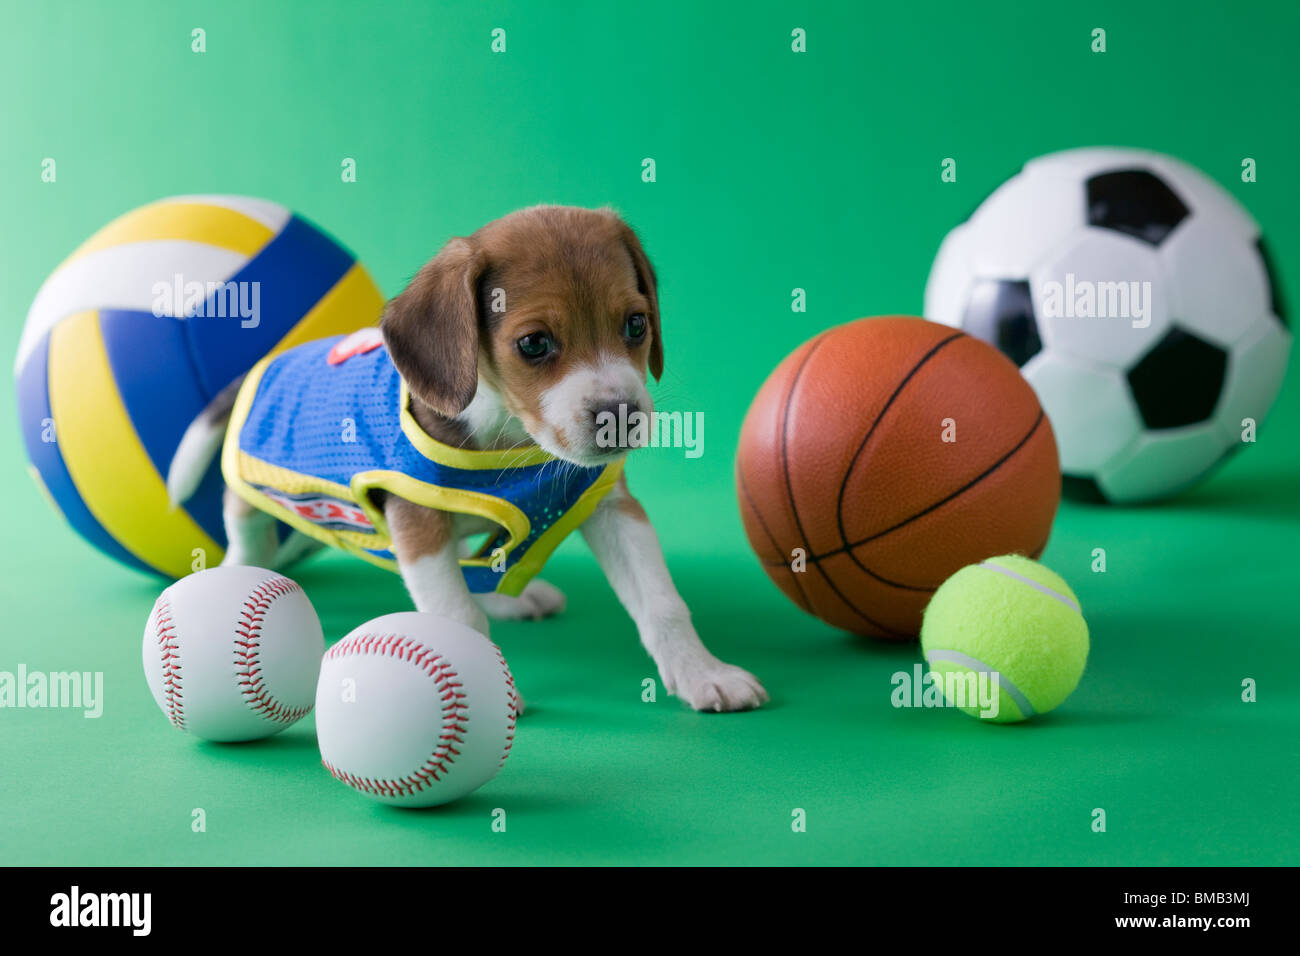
[497,458,624,593]
[51,310,224,576]
[397,381,555,470]
[351,470,532,563]
[226,447,379,550]
[225,442,538,576]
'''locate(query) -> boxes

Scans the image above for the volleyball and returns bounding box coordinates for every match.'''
[14,195,384,577]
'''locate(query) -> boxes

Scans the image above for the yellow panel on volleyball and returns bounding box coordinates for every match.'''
[48,311,224,577]
[62,200,276,265]
[270,262,386,357]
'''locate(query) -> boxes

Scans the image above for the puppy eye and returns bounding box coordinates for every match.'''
[624,313,648,341]
[516,332,554,359]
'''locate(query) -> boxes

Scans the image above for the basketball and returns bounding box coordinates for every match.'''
[735,316,1061,639]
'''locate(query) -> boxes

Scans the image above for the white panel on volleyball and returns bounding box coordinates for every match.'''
[16,241,249,373]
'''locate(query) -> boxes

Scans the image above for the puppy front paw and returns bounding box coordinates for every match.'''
[666,658,769,713]
[476,578,567,621]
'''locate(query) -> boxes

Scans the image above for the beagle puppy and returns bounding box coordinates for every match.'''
[176,206,767,713]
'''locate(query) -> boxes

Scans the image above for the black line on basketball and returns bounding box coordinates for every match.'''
[779,333,829,563]
[821,409,1047,566]
[834,331,966,553]
[738,469,813,613]
[808,557,911,638]
[776,334,910,636]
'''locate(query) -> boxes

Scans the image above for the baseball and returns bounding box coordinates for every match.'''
[315,612,518,808]
[142,566,324,742]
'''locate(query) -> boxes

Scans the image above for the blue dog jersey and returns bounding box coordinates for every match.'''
[222,329,622,594]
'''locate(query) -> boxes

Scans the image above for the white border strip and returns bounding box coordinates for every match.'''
[980,560,1080,614]
[925,649,1036,718]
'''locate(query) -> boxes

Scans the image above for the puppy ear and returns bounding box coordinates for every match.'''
[615,219,663,381]
[381,237,485,417]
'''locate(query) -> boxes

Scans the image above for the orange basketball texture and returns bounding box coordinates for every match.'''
[736,316,1061,639]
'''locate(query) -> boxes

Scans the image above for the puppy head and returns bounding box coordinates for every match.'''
[382,205,662,467]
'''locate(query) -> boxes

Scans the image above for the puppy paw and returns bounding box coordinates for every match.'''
[667,658,769,713]
[270,531,326,570]
[476,578,567,621]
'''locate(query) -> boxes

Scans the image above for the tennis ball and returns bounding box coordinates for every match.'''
[920,554,1088,723]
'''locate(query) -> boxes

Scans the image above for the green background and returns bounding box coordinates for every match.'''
[2,0,1296,865]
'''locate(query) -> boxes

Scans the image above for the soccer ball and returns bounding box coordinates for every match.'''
[924,147,1290,503]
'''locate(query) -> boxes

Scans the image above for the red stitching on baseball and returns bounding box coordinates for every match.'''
[321,632,512,798]
[492,642,517,768]
[232,576,313,724]
[154,596,185,730]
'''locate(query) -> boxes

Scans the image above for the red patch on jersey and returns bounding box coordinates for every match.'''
[327,328,384,366]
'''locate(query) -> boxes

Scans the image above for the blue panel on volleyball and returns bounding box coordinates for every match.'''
[185,216,355,398]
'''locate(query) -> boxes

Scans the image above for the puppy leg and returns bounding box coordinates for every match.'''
[219,488,280,567]
[271,531,327,571]
[388,498,527,714]
[387,497,489,635]
[475,578,567,620]
[581,479,768,712]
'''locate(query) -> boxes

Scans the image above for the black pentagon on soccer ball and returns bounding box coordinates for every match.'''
[1126,327,1228,429]
[961,278,1042,366]
[1086,169,1189,245]
[1062,475,1110,503]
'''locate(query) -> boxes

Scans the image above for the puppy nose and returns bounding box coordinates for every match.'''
[589,400,639,426]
